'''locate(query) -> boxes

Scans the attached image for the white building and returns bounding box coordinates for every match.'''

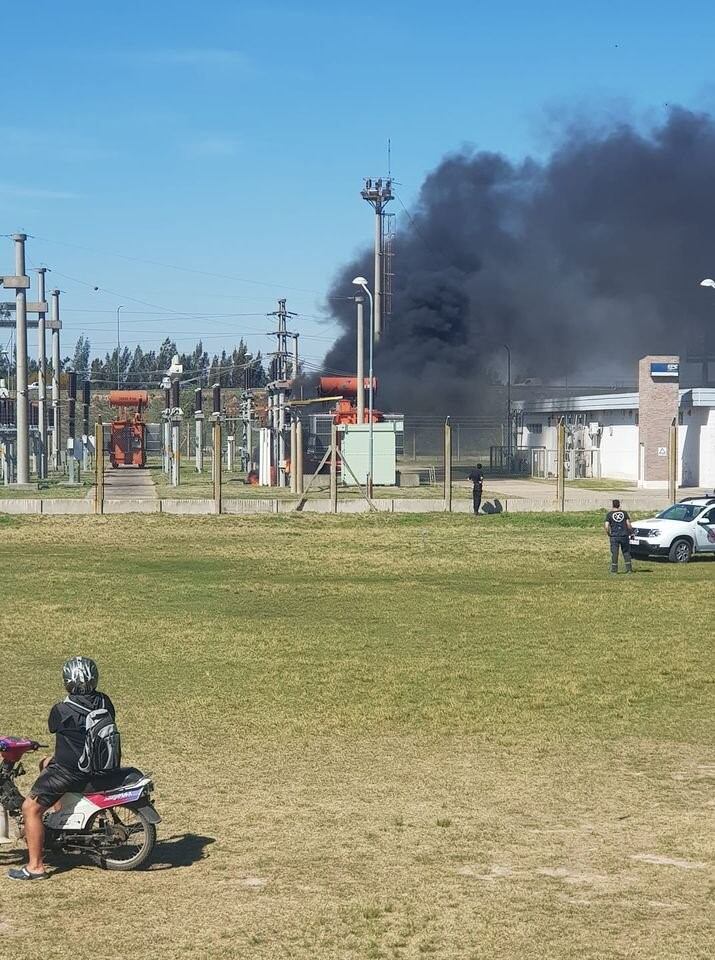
[515,387,715,488]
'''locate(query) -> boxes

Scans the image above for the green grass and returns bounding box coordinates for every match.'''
[0,473,93,498]
[0,513,712,959]
[151,461,504,501]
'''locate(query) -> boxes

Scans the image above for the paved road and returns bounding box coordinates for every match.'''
[102,468,157,500]
[473,478,710,509]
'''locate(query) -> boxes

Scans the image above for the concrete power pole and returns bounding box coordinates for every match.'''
[194,387,204,472]
[361,178,393,343]
[51,290,62,470]
[9,235,30,484]
[36,267,48,478]
[67,371,78,484]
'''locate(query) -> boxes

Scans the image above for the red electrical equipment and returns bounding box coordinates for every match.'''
[317,376,383,424]
[108,390,149,468]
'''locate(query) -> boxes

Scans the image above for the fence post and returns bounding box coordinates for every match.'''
[330,422,338,514]
[556,418,565,512]
[94,420,104,515]
[444,419,452,512]
[296,418,304,495]
[213,419,222,514]
[668,418,678,503]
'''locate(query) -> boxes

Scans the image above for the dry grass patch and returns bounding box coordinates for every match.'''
[0,514,712,959]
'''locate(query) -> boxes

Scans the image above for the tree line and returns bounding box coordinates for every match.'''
[0,335,275,390]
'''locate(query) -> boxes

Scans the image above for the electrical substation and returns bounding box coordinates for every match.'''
[1,169,714,512]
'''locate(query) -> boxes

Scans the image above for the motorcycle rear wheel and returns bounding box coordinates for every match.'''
[88,806,156,871]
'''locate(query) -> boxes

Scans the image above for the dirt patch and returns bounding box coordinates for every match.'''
[239,876,269,888]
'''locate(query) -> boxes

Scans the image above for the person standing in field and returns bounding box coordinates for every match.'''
[604,499,634,574]
[468,463,484,515]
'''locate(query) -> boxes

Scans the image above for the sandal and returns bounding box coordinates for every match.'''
[7,867,49,880]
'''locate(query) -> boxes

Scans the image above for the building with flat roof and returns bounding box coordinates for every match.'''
[514,356,715,488]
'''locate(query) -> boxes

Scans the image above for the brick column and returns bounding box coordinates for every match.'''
[638,355,679,488]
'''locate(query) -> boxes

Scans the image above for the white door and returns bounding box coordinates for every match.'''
[693,506,715,553]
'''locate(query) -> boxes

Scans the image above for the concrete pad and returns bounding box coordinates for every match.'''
[160,499,215,515]
[102,469,157,500]
[103,498,160,514]
[41,499,93,515]
[0,499,41,514]
[223,499,277,514]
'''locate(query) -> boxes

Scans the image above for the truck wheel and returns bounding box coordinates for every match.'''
[668,538,692,563]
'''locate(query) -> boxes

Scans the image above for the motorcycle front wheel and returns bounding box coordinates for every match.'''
[88,805,156,871]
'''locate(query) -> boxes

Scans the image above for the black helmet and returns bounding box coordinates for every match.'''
[62,657,99,695]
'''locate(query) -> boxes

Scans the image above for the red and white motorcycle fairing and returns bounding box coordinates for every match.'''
[44,777,153,831]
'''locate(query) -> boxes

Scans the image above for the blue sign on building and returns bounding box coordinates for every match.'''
[650,362,679,378]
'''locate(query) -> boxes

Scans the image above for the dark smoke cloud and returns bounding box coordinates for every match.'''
[322,107,715,415]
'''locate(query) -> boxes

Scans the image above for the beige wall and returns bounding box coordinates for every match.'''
[638,355,679,487]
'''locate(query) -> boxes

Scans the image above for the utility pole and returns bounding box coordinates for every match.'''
[170,378,181,487]
[82,380,91,471]
[161,380,171,475]
[51,290,62,470]
[94,420,104,515]
[67,371,78,484]
[0,235,31,484]
[36,267,48,478]
[361,178,393,343]
[212,384,222,514]
[267,298,298,487]
[240,390,253,473]
[194,387,204,472]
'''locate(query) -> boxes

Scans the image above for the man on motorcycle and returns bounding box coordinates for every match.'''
[7,657,115,880]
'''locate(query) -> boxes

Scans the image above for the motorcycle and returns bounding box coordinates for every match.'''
[0,736,160,871]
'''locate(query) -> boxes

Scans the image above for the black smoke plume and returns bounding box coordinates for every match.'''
[322,107,715,414]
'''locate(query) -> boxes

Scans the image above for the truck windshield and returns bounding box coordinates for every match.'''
[656,504,702,522]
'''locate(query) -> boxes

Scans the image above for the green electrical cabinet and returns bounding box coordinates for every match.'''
[340,423,399,486]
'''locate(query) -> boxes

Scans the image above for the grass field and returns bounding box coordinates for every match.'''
[0,475,93,498]
[0,512,712,959]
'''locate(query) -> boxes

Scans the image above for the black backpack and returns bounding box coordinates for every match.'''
[65,696,122,775]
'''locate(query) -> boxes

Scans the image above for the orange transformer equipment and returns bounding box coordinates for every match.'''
[108,390,149,468]
[317,377,384,424]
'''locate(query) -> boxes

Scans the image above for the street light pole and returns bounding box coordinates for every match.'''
[353,277,374,495]
[116,305,124,389]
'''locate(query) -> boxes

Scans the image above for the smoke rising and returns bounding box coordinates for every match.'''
[322,107,715,414]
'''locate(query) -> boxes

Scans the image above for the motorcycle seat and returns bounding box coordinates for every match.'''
[82,767,146,793]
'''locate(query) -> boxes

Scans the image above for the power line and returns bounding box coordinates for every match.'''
[32,233,352,299]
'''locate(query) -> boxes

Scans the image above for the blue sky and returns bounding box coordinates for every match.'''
[2,0,715,375]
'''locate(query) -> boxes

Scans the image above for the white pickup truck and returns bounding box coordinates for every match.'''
[629,496,715,563]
